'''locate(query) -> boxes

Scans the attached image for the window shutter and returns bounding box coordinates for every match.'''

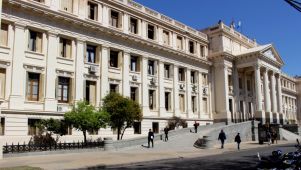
[90,82,96,106]
[39,74,44,102]
[55,77,58,100]
[95,46,100,64]
[87,2,91,19]
[118,51,123,68]
[0,69,5,99]
[94,4,98,21]
[118,12,123,28]
[66,40,71,59]
[59,38,63,57]
[137,57,141,72]
[28,31,32,51]
[83,80,87,101]
[69,78,74,103]
[109,9,112,26]
[36,32,42,53]
[0,24,8,46]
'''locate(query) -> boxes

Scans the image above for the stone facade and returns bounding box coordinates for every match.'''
[0,0,299,143]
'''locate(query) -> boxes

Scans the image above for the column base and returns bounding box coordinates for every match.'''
[255,110,265,124]
[44,98,58,112]
[272,112,280,124]
[213,111,232,125]
[9,95,24,110]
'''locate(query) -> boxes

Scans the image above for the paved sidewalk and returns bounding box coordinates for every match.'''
[0,140,293,170]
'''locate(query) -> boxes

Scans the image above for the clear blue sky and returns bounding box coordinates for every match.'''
[135,0,301,76]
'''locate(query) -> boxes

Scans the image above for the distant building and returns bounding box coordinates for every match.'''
[0,0,299,142]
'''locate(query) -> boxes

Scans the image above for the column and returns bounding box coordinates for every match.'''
[75,39,85,101]
[173,65,180,116]
[186,68,193,118]
[277,74,283,113]
[123,13,129,34]
[102,5,109,27]
[271,72,277,113]
[100,45,109,105]
[158,61,165,117]
[263,69,271,112]
[198,72,203,119]
[233,67,240,122]
[141,57,149,116]
[254,64,262,111]
[122,51,130,97]
[172,32,177,50]
[9,24,26,110]
[44,32,58,111]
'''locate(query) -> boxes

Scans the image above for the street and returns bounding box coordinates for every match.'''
[105,144,296,170]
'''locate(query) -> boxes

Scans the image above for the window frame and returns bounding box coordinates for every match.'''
[57,77,70,103]
[27,72,40,101]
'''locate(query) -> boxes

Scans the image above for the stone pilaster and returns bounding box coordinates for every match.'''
[186,68,193,118]
[74,39,85,102]
[173,65,180,117]
[44,32,58,111]
[158,61,165,117]
[141,57,149,116]
[100,45,109,106]
[122,51,130,97]
[198,72,203,119]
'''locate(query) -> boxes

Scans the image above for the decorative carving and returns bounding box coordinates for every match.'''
[24,64,45,73]
[56,69,74,77]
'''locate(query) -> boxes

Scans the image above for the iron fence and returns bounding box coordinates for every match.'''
[3,141,104,154]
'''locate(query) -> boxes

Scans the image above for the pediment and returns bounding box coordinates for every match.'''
[260,45,284,65]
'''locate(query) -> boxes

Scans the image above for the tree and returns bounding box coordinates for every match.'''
[64,101,109,144]
[39,118,68,136]
[167,116,187,130]
[102,93,142,140]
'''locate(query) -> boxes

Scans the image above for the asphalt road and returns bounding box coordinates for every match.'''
[103,143,296,170]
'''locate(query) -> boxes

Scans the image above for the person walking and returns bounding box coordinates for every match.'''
[218,130,226,149]
[235,133,241,150]
[148,129,154,148]
[193,121,199,133]
[267,131,272,145]
[164,126,169,142]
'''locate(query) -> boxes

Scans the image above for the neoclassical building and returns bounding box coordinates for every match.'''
[0,0,299,142]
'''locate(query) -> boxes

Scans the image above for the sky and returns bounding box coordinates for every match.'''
[135,0,301,76]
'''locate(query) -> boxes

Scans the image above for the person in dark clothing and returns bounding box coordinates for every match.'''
[235,133,241,150]
[193,121,199,133]
[218,130,226,149]
[148,129,154,148]
[164,127,169,142]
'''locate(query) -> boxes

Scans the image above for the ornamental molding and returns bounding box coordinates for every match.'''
[23,64,45,73]
[56,69,74,77]
[83,74,99,81]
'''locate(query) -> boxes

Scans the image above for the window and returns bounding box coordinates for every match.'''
[133,122,141,134]
[57,77,70,103]
[178,68,185,82]
[202,74,208,85]
[165,92,171,111]
[86,45,97,63]
[59,38,72,58]
[192,96,197,113]
[88,1,98,21]
[0,23,8,47]
[130,56,140,72]
[147,24,155,40]
[163,30,169,45]
[152,122,159,134]
[110,10,120,28]
[148,60,155,75]
[130,17,138,34]
[110,84,118,93]
[130,87,138,102]
[247,80,251,91]
[203,98,208,113]
[28,30,42,53]
[179,94,185,112]
[85,81,96,106]
[164,64,170,79]
[189,41,194,54]
[0,118,4,135]
[0,69,6,99]
[177,36,183,50]
[239,78,243,89]
[28,119,41,136]
[149,90,155,110]
[27,73,40,101]
[191,71,196,84]
[200,45,205,57]
[61,0,73,13]
[109,50,119,68]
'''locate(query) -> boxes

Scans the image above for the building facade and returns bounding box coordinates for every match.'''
[0,0,299,142]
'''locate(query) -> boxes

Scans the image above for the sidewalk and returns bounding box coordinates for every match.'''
[0,140,293,170]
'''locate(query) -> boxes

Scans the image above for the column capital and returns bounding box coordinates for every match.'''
[101,44,110,50]
[76,38,86,43]
[47,31,58,37]
[253,63,261,70]
[14,22,26,29]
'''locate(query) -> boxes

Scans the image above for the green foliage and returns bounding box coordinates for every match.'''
[39,118,68,136]
[64,101,109,143]
[167,116,187,130]
[102,93,142,140]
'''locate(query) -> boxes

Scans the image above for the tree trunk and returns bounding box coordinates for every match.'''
[83,130,87,145]
[117,127,121,140]
[121,126,129,140]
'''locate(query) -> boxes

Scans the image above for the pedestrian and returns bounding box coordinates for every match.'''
[218,129,226,149]
[193,121,199,133]
[234,133,241,150]
[148,129,154,148]
[164,126,169,142]
[272,131,278,144]
[267,131,272,145]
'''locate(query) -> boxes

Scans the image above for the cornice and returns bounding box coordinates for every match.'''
[5,0,212,66]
